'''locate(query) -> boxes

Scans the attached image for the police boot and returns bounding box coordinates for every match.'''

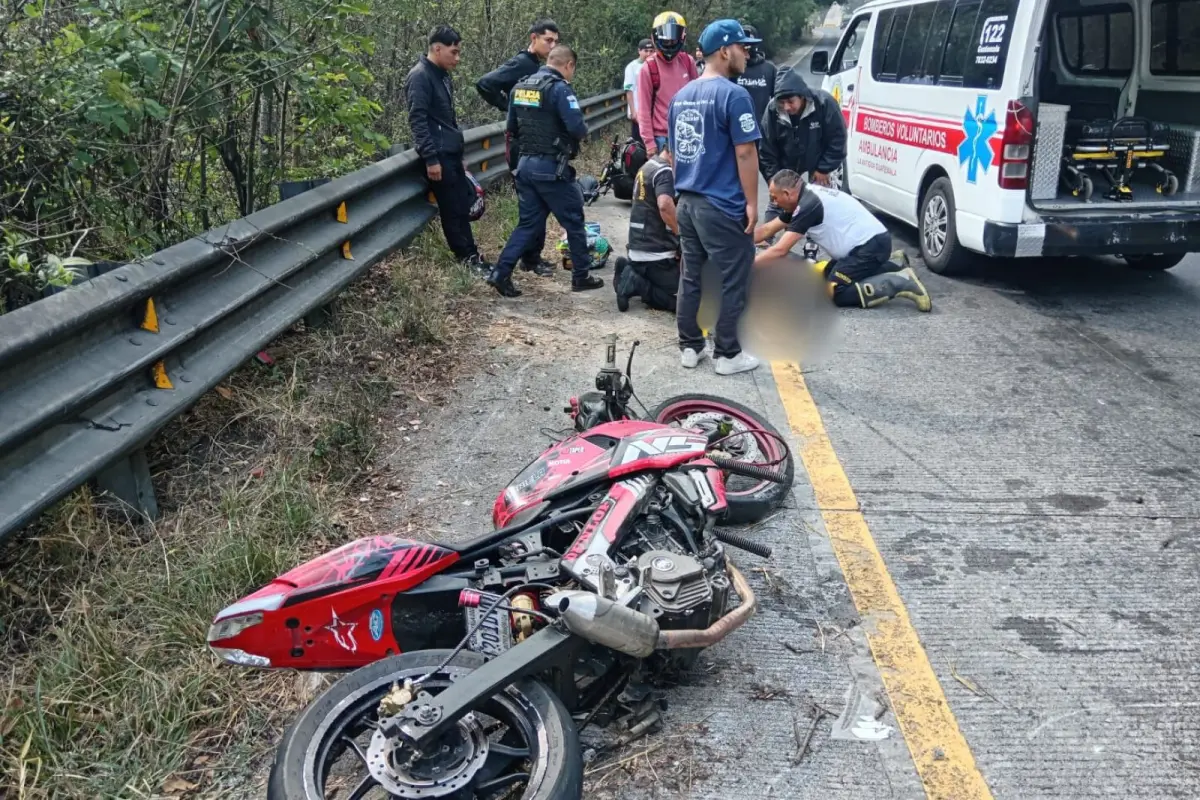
[520,257,555,277]
[614,257,643,312]
[486,268,522,298]
[857,267,931,311]
[572,274,604,292]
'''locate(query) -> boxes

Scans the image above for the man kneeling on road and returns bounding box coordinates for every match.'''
[754,170,931,311]
[614,141,679,313]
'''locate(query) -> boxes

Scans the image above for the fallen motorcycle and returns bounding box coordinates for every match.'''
[207,335,795,799]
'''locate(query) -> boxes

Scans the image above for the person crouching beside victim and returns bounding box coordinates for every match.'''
[753,169,931,311]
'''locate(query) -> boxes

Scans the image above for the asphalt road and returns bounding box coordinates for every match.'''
[388,33,1200,799]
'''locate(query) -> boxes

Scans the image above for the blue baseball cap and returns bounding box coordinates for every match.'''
[698,19,761,56]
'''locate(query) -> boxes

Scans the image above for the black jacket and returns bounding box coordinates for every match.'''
[758,67,846,183]
[404,55,465,166]
[736,55,777,125]
[475,50,541,113]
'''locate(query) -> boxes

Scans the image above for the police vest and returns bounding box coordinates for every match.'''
[629,157,678,255]
[511,73,576,159]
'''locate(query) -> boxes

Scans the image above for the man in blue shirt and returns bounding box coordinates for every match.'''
[486,45,605,297]
[669,19,763,376]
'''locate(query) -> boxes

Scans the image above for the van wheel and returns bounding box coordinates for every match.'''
[1123,253,1187,271]
[919,178,972,276]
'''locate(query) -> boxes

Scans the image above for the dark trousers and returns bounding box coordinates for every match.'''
[631,118,641,142]
[825,232,896,307]
[496,161,591,282]
[429,156,479,261]
[624,256,679,312]
[507,141,547,266]
[676,193,753,358]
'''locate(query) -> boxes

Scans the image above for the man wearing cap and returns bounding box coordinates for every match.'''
[735,24,777,124]
[669,19,763,376]
[624,39,654,141]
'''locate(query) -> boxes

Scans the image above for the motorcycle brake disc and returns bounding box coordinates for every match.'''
[366,711,491,797]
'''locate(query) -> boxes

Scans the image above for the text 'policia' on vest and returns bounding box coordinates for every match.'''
[511,70,578,173]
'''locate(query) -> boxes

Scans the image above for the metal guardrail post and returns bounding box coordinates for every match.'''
[95,448,158,520]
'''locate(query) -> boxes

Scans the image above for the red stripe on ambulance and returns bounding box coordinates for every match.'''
[854,109,1002,165]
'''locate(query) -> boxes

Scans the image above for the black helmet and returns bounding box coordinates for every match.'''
[577,174,600,204]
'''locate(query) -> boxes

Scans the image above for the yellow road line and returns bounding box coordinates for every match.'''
[770,361,994,800]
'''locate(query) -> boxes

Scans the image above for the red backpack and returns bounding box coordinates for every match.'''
[643,53,698,116]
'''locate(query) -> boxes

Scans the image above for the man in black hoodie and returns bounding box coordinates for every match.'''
[735,25,776,124]
[404,25,491,272]
[758,66,846,219]
[475,19,561,276]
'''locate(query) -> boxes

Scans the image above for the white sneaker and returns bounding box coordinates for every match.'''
[714,351,760,375]
[680,345,709,369]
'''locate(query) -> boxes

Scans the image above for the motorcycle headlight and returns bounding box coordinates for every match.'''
[211,647,271,668]
[206,611,263,643]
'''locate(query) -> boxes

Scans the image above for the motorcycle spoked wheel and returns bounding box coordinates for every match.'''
[651,394,795,525]
[268,650,582,800]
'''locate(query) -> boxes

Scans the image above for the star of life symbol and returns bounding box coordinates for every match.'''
[959,95,997,184]
[325,609,358,652]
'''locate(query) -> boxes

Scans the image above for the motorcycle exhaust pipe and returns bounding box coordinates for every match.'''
[545,591,660,658]
[547,562,756,656]
[655,562,756,650]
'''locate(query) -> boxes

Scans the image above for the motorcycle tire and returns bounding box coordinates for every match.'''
[267,649,582,800]
[651,393,795,525]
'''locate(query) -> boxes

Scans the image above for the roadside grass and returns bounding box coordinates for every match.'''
[0,186,521,798]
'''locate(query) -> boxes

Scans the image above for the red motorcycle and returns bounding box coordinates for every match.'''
[207,335,794,799]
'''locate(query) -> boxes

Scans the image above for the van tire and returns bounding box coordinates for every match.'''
[919,178,972,276]
[1123,253,1187,271]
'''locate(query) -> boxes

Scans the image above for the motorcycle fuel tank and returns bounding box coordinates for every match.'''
[492,420,710,528]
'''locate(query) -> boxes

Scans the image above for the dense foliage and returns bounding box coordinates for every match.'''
[1,0,823,309]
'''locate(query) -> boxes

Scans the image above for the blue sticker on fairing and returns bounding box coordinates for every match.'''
[369,608,384,641]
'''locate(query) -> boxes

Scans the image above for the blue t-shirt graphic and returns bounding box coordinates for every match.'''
[668,76,761,221]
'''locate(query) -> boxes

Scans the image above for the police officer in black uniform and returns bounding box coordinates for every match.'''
[487,45,604,298]
[475,19,561,277]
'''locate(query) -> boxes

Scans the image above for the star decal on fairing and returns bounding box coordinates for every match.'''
[959,95,998,184]
[325,609,358,652]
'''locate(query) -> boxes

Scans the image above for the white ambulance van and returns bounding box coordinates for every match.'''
[807,0,1200,274]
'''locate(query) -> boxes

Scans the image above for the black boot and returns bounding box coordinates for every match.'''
[486,268,522,298]
[519,258,555,277]
[615,258,647,312]
[572,274,604,292]
[462,253,493,276]
[856,267,931,311]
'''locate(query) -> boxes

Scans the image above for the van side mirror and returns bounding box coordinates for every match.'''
[810,50,830,74]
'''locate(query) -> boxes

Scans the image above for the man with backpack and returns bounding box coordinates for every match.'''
[635,11,698,157]
[614,141,680,313]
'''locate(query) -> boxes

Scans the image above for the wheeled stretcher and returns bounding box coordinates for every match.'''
[1060,116,1180,202]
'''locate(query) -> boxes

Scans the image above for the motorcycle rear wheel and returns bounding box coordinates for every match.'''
[268,650,582,800]
[651,393,795,525]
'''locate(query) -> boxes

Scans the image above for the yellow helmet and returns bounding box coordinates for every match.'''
[652,11,687,60]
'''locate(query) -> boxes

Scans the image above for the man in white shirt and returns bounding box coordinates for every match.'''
[754,169,931,311]
[623,39,654,140]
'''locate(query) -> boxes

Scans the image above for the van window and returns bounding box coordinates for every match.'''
[921,0,956,78]
[830,13,872,73]
[940,0,982,82]
[963,0,1017,88]
[1150,0,1200,74]
[873,6,913,77]
[897,2,939,80]
[1056,4,1135,76]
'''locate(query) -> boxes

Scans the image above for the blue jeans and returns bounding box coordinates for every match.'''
[655,135,668,151]
[676,193,753,359]
[496,158,591,282]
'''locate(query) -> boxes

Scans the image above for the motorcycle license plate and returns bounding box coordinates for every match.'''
[464,593,514,657]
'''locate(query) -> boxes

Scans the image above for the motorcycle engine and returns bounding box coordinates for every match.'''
[635,550,729,635]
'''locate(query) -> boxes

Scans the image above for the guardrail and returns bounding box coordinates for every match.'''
[0,89,628,544]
